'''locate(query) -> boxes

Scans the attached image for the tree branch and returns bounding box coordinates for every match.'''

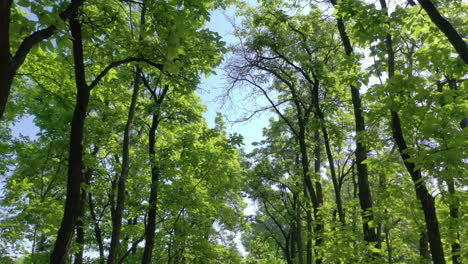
[13,0,86,69]
[88,57,164,90]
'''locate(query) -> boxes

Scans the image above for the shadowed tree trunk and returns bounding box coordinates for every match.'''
[88,192,105,264]
[446,178,460,264]
[142,82,169,264]
[328,0,379,250]
[416,0,468,64]
[74,146,99,264]
[50,14,90,264]
[379,1,445,262]
[390,112,445,263]
[107,69,141,264]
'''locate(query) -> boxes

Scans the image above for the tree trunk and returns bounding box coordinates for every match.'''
[141,77,168,263]
[416,0,468,64]
[295,192,304,264]
[446,178,460,264]
[88,193,105,264]
[0,0,14,121]
[419,231,430,261]
[74,147,99,264]
[390,112,445,264]
[328,0,378,247]
[312,81,345,225]
[312,130,323,264]
[107,69,141,264]
[298,127,323,264]
[141,113,161,263]
[50,14,90,264]
[379,1,445,262]
[306,206,312,264]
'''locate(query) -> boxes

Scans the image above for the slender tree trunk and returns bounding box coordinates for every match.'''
[312,81,345,225]
[50,15,90,264]
[446,178,460,264]
[141,113,161,263]
[298,127,323,264]
[74,216,85,264]
[0,0,13,121]
[328,0,378,247]
[416,0,468,64]
[312,130,323,264]
[295,192,304,264]
[391,112,445,263]
[385,229,392,264]
[379,1,445,262]
[141,78,168,263]
[74,147,99,264]
[306,206,313,264]
[107,69,141,264]
[290,219,297,263]
[88,193,105,263]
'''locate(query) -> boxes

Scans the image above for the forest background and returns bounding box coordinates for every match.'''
[0,0,466,264]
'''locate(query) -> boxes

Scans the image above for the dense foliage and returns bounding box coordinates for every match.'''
[0,0,466,263]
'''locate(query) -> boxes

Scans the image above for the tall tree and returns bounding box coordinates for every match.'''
[328,0,379,250]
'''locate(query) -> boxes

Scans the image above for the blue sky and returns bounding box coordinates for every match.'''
[199,7,273,153]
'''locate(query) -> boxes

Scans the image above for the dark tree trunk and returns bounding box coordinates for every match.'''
[419,231,430,261]
[141,112,162,264]
[312,80,345,225]
[0,0,13,121]
[107,70,141,264]
[298,127,323,264]
[379,1,445,262]
[390,112,445,264]
[306,207,312,264]
[295,193,304,264]
[50,15,90,264]
[416,0,468,64]
[141,77,168,263]
[446,178,460,264]
[88,193,105,263]
[74,186,88,264]
[0,0,85,120]
[312,130,323,264]
[74,217,84,264]
[328,0,378,247]
[74,147,99,264]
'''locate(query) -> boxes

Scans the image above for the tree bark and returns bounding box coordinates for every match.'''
[294,192,304,264]
[312,80,345,225]
[416,0,468,64]
[329,0,378,247]
[446,178,460,264]
[142,84,168,264]
[0,0,13,121]
[88,193,105,264]
[390,112,445,264]
[419,231,430,261]
[107,70,141,264]
[379,1,446,262]
[74,145,99,264]
[305,207,312,264]
[50,14,90,264]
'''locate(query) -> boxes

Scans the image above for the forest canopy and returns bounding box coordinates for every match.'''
[0,0,466,263]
